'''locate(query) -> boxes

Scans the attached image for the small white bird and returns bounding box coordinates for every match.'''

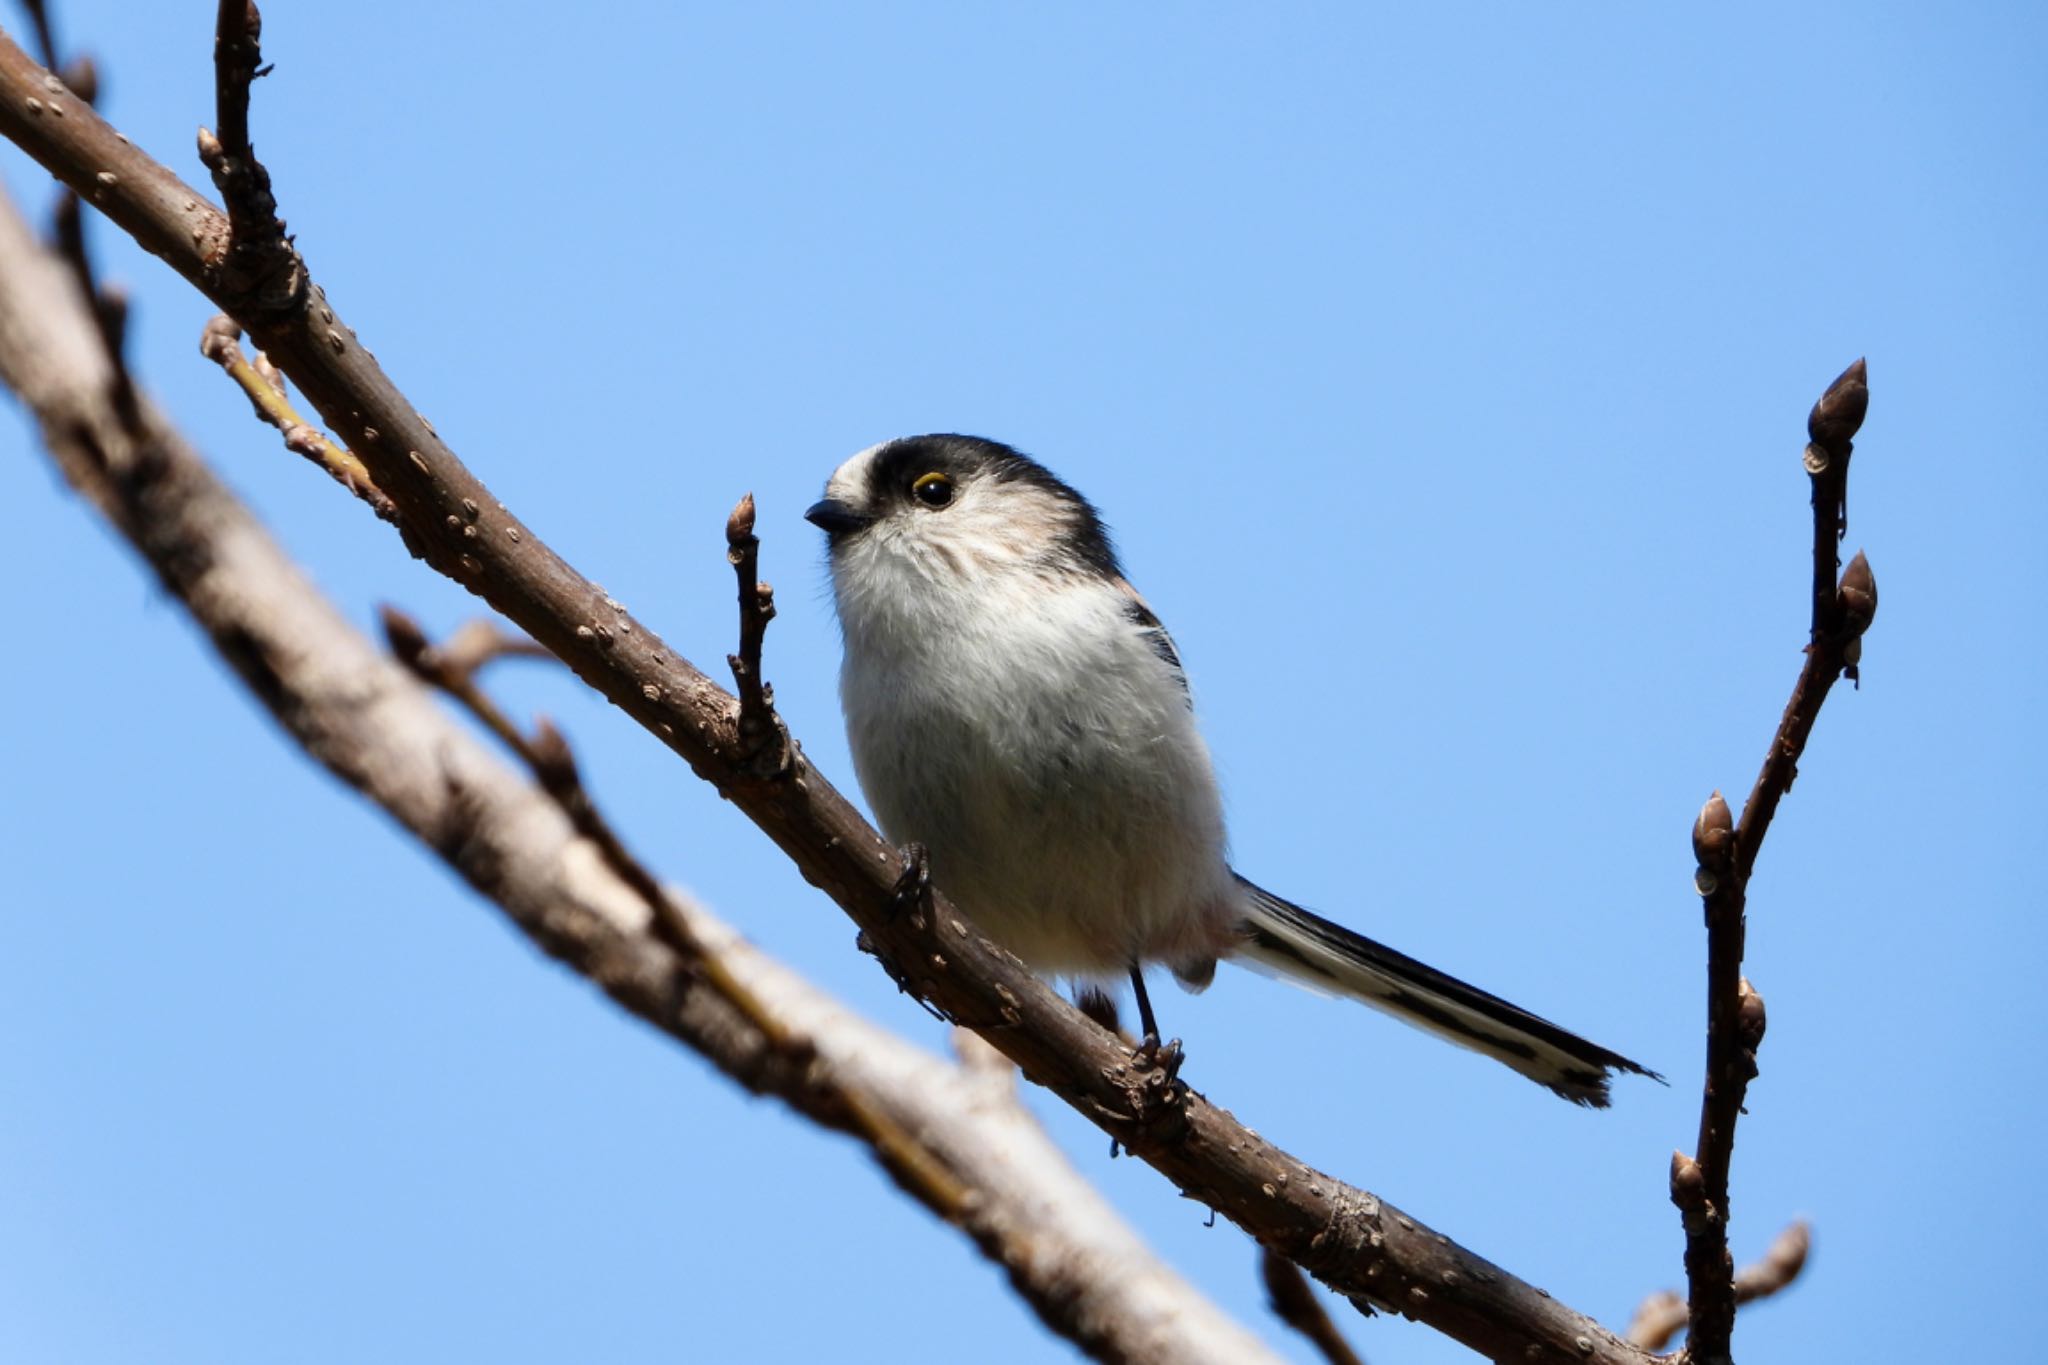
[808,435,1653,1105]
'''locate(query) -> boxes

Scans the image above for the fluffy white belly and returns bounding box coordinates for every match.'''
[839,584,1240,977]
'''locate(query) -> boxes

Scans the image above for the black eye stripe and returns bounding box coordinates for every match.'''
[863,435,1121,575]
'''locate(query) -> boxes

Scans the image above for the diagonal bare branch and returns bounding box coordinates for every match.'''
[0,181,1279,1365]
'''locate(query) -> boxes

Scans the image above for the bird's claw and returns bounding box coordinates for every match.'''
[889,841,932,922]
[1136,1032,1184,1087]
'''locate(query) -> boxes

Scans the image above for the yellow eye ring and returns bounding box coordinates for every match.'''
[911,471,955,508]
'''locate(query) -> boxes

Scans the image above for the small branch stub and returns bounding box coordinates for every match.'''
[201,313,394,519]
[201,0,299,311]
[726,492,789,774]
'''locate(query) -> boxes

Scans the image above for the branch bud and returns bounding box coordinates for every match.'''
[1807,357,1869,453]
[1837,550,1877,636]
[1692,791,1735,893]
[1737,978,1768,1052]
[199,312,243,364]
[726,492,757,547]
[60,56,99,106]
[96,284,130,357]
[377,603,432,672]
[529,716,581,794]
[196,126,226,170]
[1669,1150,1708,1213]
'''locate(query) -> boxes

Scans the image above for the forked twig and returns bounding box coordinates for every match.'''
[1630,1220,1811,1352]
[1676,360,1873,1362]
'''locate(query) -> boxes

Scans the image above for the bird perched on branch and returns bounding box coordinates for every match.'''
[807,434,1654,1105]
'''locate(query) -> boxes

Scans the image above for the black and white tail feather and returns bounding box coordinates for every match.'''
[1235,878,1659,1106]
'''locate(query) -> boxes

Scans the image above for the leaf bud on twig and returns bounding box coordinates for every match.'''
[1737,978,1767,1052]
[1837,550,1877,636]
[1670,1150,1709,1215]
[1807,357,1869,452]
[1692,790,1735,893]
[726,491,757,548]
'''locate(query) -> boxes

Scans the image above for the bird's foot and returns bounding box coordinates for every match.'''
[1135,1032,1185,1088]
[888,841,931,922]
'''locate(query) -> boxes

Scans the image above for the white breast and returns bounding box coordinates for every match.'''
[830,541,1242,979]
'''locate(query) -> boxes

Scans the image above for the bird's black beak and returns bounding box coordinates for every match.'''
[805,498,873,539]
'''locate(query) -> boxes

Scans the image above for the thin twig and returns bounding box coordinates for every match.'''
[207,0,265,236]
[199,313,394,518]
[725,492,790,774]
[436,618,554,677]
[196,1,297,314]
[1261,1249,1367,1365]
[23,8,133,430]
[1676,360,1873,1363]
[1628,1220,1811,1352]
[21,0,59,71]
[50,192,133,425]
[1730,359,1875,886]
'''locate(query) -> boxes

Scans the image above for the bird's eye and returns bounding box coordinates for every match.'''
[911,471,954,508]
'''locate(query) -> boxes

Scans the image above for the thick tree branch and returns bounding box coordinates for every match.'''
[0,28,1676,1360]
[0,184,1279,1365]
[1675,360,1873,1363]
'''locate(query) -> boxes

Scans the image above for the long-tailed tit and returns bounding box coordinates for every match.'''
[807,434,1654,1105]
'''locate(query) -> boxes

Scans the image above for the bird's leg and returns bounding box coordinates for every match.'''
[1128,963,1183,1082]
[1128,963,1161,1042]
[860,842,946,1021]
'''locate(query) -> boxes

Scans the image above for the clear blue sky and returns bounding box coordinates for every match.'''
[2,5,2040,1362]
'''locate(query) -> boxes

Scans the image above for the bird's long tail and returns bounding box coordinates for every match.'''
[1233,878,1658,1106]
